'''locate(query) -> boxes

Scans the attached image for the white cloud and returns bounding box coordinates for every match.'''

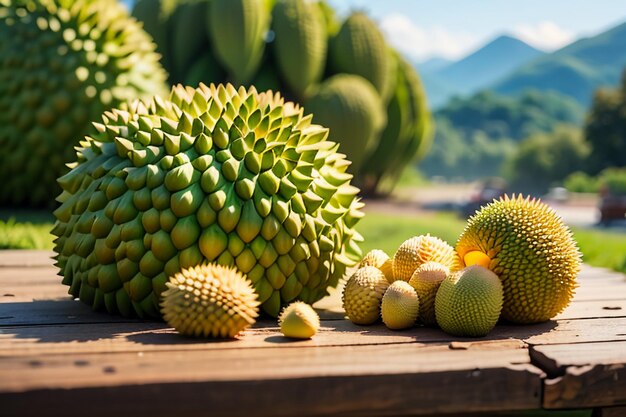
[512,21,574,51]
[379,13,482,61]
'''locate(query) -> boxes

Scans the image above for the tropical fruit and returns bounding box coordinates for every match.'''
[207,0,271,84]
[52,83,364,318]
[272,0,327,98]
[329,12,393,102]
[161,263,259,338]
[0,0,167,207]
[342,266,389,325]
[131,0,433,196]
[392,234,460,282]
[359,249,393,282]
[435,265,503,337]
[381,280,419,330]
[304,74,386,172]
[408,261,449,326]
[456,195,581,324]
[279,301,320,339]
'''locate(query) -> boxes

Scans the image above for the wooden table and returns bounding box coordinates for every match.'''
[1,250,625,417]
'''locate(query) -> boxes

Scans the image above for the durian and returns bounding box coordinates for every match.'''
[329,12,393,102]
[272,0,327,98]
[342,266,389,325]
[0,0,167,208]
[408,261,449,326]
[304,74,386,172]
[381,280,419,330]
[392,234,460,282]
[279,301,320,339]
[207,0,270,84]
[456,195,581,324]
[435,265,503,337]
[161,263,259,338]
[52,83,364,318]
[359,249,393,282]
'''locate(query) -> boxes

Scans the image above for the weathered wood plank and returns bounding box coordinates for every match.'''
[555,299,626,320]
[0,250,54,267]
[2,314,624,357]
[0,344,543,417]
[0,318,531,356]
[532,342,626,409]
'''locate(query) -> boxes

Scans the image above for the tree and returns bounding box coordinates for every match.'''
[584,69,626,174]
[506,125,590,194]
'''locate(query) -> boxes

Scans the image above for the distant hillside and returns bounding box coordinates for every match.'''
[420,89,585,179]
[418,35,544,108]
[494,21,626,105]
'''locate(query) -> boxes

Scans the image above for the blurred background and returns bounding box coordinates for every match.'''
[3,0,626,272]
[119,0,626,229]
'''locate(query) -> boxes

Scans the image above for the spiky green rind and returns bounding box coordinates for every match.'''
[52,83,364,318]
[435,265,503,337]
[392,234,461,283]
[272,0,327,98]
[408,261,449,326]
[279,301,320,339]
[304,74,385,172]
[161,263,259,338]
[381,280,419,330]
[456,195,581,324]
[342,266,388,325]
[0,0,168,208]
[207,0,270,84]
[329,12,393,102]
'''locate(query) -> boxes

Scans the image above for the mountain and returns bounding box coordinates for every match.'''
[438,35,545,95]
[494,21,626,105]
[418,35,544,108]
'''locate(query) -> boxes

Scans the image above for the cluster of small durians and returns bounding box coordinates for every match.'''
[343,195,583,337]
[343,235,503,337]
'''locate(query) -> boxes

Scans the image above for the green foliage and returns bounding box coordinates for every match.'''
[506,125,590,194]
[421,89,585,180]
[564,171,600,193]
[584,70,626,173]
[599,167,626,195]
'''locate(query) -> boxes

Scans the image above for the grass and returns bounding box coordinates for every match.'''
[0,210,55,250]
[1,208,625,274]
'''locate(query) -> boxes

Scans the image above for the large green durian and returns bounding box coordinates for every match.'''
[271,0,327,98]
[0,0,168,208]
[207,0,271,85]
[52,83,364,318]
[304,74,386,173]
[329,12,393,102]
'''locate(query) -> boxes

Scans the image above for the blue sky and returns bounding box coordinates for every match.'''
[326,0,626,61]
[123,0,626,62]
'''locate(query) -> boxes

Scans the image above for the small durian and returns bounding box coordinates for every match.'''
[161,263,260,338]
[279,301,320,339]
[342,266,389,325]
[392,234,460,282]
[435,265,503,337]
[381,281,419,330]
[408,261,449,326]
[359,249,393,282]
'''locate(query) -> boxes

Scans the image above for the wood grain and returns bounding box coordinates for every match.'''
[533,342,626,409]
[0,344,543,417]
